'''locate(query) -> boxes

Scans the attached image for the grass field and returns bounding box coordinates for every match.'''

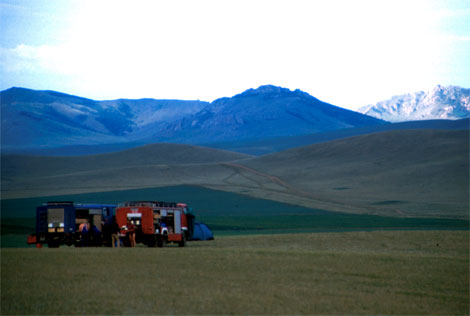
[1,231,468,315]
[2,186,468,247]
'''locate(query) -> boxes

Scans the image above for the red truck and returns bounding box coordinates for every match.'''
[115,201,191,247]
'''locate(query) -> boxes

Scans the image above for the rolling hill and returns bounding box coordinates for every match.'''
[1,143,250,198]
[206,118,470,155]
[1,143,250,177]
[239,129,469,218]
[2,129,468,219]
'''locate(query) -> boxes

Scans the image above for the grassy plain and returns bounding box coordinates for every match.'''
[1,231,468,315]
[2,186,468,247]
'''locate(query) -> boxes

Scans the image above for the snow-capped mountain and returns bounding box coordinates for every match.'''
[359,85,470,122]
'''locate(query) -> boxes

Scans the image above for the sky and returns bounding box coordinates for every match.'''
[1,0,469,110]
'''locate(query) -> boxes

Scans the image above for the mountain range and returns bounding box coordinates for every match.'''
[1,85,383,153]
[1,85,469,156]
[0,87,208,151]
[359,85,470,122]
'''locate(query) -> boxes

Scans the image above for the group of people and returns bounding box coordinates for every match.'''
[101,216,136,247]
[78,216,137,247]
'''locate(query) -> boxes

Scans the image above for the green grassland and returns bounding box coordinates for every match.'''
[2,231,468,315]
[2,185,468,247]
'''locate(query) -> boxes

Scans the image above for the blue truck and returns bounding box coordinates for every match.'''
[28,202,116,248]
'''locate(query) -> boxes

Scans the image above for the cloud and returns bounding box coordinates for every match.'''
[2,44,67,74]
[1,42,128,78]
[1,45,38,72]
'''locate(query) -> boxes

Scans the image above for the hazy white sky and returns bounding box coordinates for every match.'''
[1,0,469,110]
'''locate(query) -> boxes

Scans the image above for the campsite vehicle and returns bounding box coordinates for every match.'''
[115,201,193,247]
[27,202,116,248]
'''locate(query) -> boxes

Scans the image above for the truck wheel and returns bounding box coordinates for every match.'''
[157,235,167,248]
[147,236,156,248]
[178,235,186,247]
[47,241,59,248]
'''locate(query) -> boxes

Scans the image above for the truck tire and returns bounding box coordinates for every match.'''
[157,234,167,248]
[47,241,60,248]
[178,234,186,247]
[147,236,156,247]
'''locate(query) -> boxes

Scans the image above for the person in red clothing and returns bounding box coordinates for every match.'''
[126,219,136,247]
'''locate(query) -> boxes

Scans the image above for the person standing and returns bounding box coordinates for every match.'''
[127,219,136,247]
[102,218,112,247]
[79,219,90,247]
[111,216,121,248]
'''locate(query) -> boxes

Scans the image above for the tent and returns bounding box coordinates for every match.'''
[191,221,214,241]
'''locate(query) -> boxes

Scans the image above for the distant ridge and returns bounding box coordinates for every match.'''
[206,118,470,155]
[1,142,252,199]
[154,85,385,144]
[1,85,384,154]
[359,85,470,122]
[1,143,251,180]
[0,87,208,151]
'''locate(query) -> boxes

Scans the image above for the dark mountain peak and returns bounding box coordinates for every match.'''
[208,85,299,112]
[211,85,319,109]
[209,85,289,105]
[2,86,26,93]
[158,85,385,144]
[239,85,291,96]
[237,85,321,102]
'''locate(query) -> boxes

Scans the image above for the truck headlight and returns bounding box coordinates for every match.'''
[48,223,53,228]
[59,223,64,227]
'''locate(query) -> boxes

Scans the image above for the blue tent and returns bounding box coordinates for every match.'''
[191,221,214,241]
